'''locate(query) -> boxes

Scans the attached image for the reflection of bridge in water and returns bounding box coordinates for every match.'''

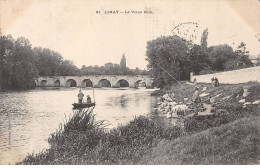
[35,75,154,88]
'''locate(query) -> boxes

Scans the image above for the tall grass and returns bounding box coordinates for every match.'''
[19,108,184,165]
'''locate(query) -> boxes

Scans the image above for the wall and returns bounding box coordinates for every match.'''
[191,66,260,84]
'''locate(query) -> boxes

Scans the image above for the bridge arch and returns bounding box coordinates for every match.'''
[65,79,77,87]
[116,79,129,88]
[40,80,47,87]
[81,79,93,87]
[134,80,146,88]
[54,80,60,87]
[97,79,111,87]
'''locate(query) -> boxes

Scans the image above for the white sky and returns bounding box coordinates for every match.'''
[1,0,259,69]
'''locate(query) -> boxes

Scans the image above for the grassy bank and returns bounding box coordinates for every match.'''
[19,82,260,165]
[168,82,260,134]
[141,116,260,164]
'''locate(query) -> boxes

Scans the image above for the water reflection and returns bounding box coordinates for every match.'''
[0,88,158,164]
[105,94,129,108]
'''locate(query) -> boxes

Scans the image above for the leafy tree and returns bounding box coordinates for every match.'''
[200,28,208,51]
[224,42,253,70]
[10,37,38,89]
[120,54,126,71]
[224,59,243,71]
[234,42,253,68]
[0,35,15,90]
[235,42,249,57]
[189,45,211,75]
[146,35,189,88]
[58,60,79,76]
[33,47,63,76]
[208,44,236,71]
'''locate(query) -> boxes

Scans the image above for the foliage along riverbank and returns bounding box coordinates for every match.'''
[19,82,260,165]
[0,35,148,91]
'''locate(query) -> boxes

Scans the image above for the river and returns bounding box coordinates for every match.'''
[0,87,163,164]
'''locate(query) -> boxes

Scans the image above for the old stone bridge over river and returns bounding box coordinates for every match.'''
[35,75,154,88]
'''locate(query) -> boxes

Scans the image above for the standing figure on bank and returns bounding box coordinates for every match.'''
[86,95,92,103]
[77,89,84,104]
[192,86,201,116]
[215,77,219,86]
[212,77,220,87]
[193,78,197,85]
[211,77,215,87]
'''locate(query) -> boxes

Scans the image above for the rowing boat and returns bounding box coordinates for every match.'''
[72,102,96,109]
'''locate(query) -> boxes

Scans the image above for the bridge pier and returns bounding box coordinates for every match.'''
[60,77,66,87]
[129,84,136,88]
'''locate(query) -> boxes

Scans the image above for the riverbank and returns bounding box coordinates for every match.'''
[19,81,260,165]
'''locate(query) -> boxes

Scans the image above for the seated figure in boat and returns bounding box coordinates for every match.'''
[86,95,92,103]
[77,89,84,104]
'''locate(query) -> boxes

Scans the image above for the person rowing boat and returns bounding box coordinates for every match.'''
[77,89,84,104]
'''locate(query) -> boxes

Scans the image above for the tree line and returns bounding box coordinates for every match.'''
[146,29,254,88]
[0,35,147,91]
[80,54,148,76]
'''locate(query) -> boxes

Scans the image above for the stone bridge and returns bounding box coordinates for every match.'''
[35,75,154,88]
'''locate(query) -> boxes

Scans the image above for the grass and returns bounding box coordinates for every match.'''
[18,81,260,165]
[140,116,260,165]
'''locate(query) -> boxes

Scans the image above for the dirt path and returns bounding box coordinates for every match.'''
[185,103,213,118]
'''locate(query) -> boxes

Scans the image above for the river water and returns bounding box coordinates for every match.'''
[0,87,162,164]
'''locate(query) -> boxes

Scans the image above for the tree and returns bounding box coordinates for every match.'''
[224,58,252,70]
[189,45,211,75]
[120,54,126,70]
[200,28,208,51]
[33,47,63,76]
[0,35,15,90]
[58,60,79,76]
[208,44,236,71]
[146,35,189,88]
[234,42,253,67]
[224,59,243,71]
[11,37,38,89]
[235,42,249,57]
[224,42,253,70]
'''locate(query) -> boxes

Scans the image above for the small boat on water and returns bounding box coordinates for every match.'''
[72,102,96,109]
